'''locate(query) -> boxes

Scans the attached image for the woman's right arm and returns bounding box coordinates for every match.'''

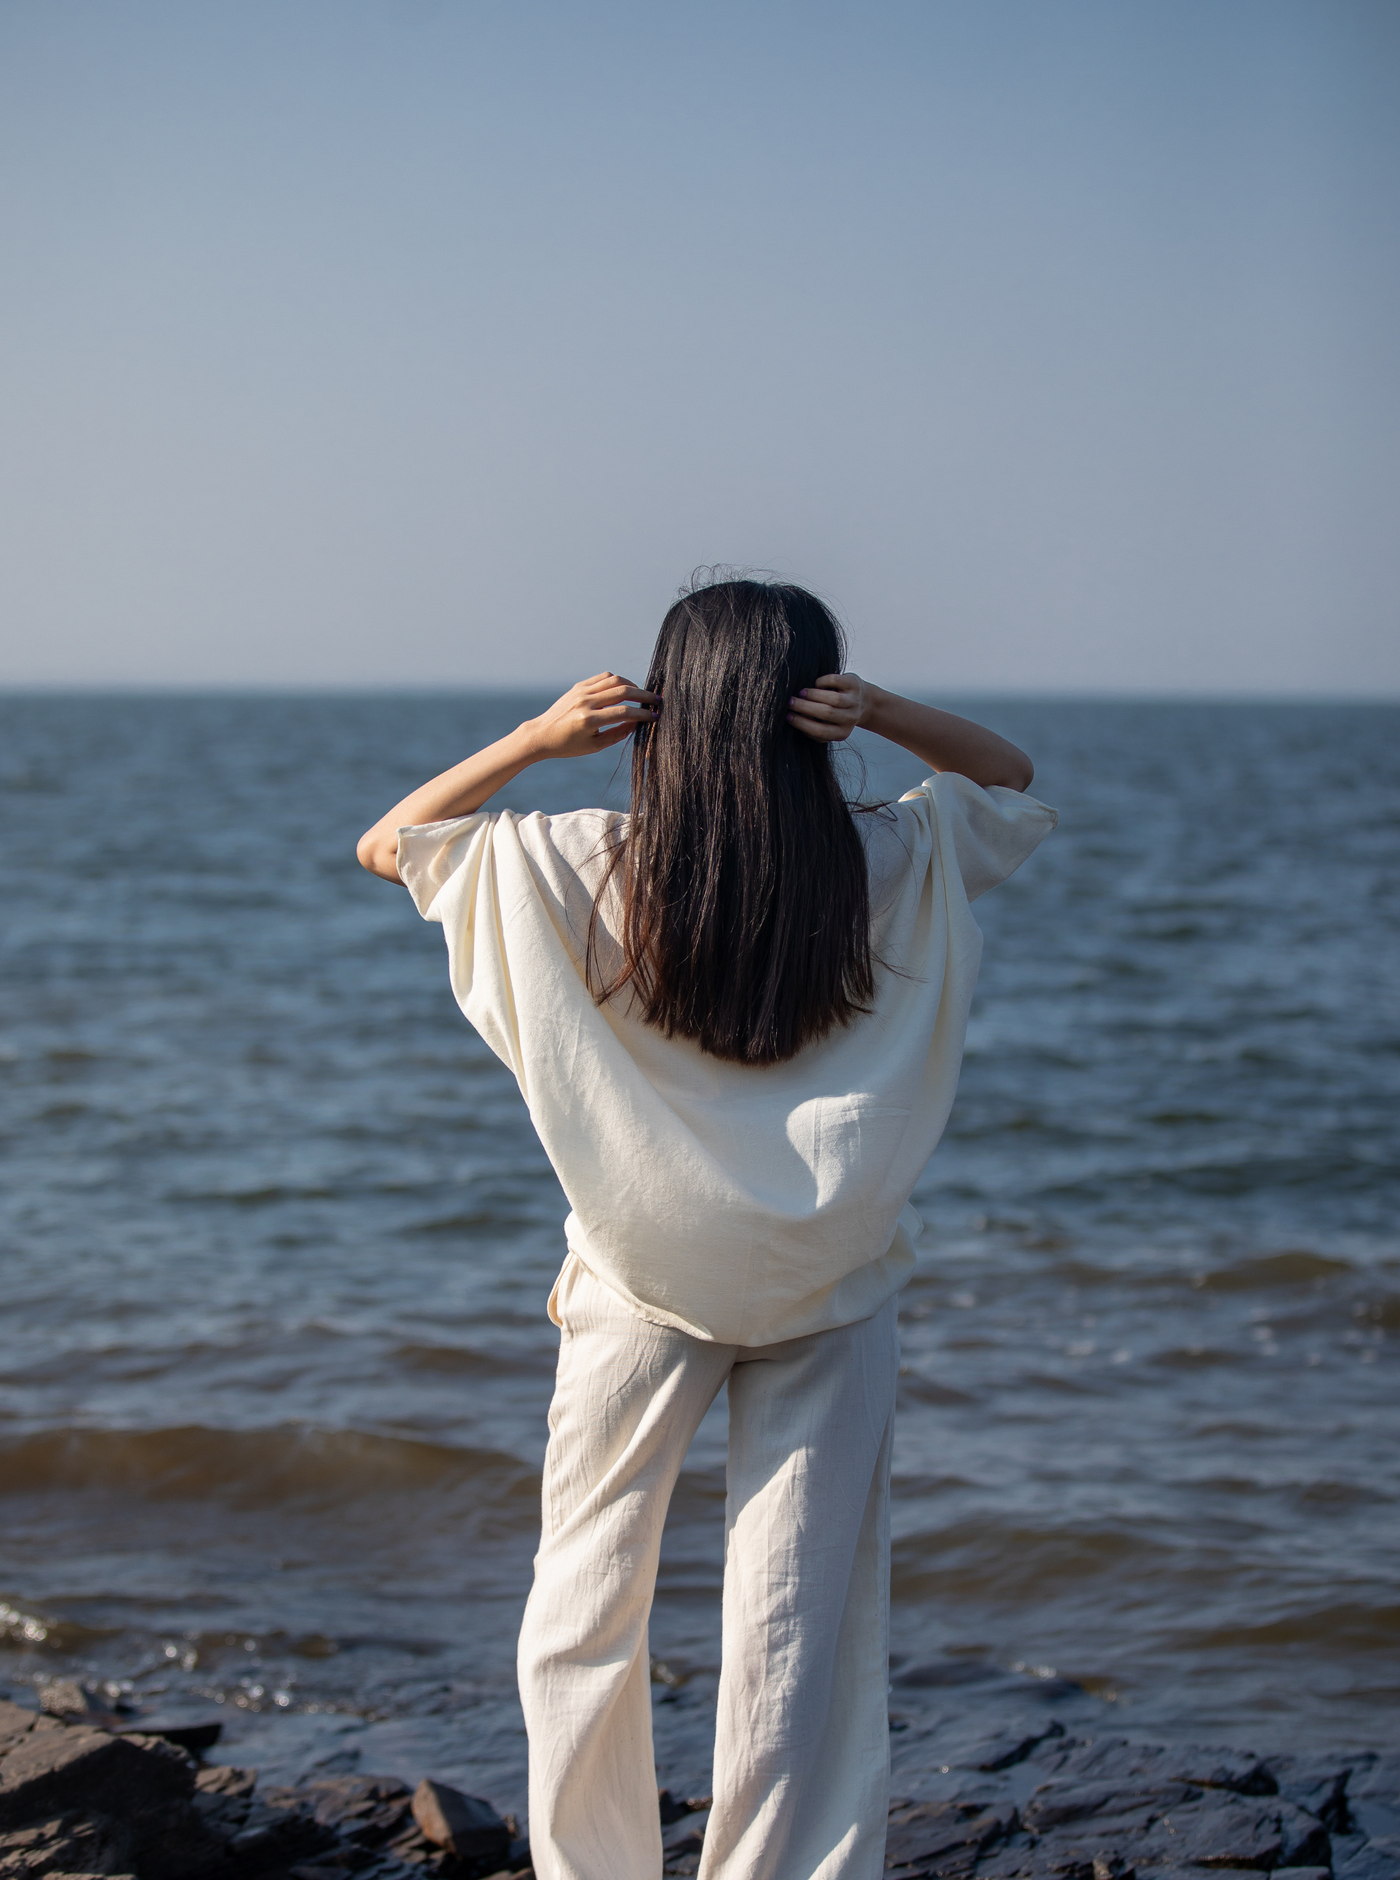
[788,676,1034,792]
[355,672,658,881]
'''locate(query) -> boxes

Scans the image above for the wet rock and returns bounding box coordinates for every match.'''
[37,1685,135,1730]
[0,1706,65,1762]
[222,1791,342,1871]
[37,1684,221,1760]
[1335,1848,1400,1880]
[282,1774,416,1849]
[1137,1795,1301,1870]
[1033,1741,1279,1800]
[0,1806,134,1875]
[661,1805,709,1877]
[885,1798,1019,1877]
[410,1779,511,1866]
[1022,1783,1200,1835]
[980,1723,1067,1773]
[881,1721,1397,1878]
[192,1765,259,1845]
[0,1728,194,1833]
[116,1718,223,1757]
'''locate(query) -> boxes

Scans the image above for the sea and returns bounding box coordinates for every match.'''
[1,693,1397,1818]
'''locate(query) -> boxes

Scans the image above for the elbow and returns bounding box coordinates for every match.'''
[984,752,1037,789]
[999,748,1034,793]
[356,828,399,881]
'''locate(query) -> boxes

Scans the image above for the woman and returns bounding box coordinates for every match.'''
[357,578,1055,1880]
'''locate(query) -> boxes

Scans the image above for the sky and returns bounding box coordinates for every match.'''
[0,1,1396,694]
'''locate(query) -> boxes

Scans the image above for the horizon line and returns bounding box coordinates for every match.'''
[1,681,1396,706]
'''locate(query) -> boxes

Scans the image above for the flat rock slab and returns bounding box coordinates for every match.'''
[0,1806,134,1876]
[1022,1782,1202,1834]
[886,1799,1021,1878]
[0,1729,193,1833]
[1035,1741,1280,1800]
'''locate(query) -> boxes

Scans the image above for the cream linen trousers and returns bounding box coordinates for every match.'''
[518,1255,900,1880]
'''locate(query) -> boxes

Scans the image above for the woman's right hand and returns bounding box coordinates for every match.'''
[527,673,660,760]
[357,670,660,882]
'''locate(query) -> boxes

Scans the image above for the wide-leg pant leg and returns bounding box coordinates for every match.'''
[700,1294,900,1880]
[519,1259,735,1880]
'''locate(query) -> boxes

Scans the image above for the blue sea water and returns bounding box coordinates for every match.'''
[0,693,1397,1811]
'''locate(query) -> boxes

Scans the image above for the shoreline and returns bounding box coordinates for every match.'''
[1,1675,1394,1880]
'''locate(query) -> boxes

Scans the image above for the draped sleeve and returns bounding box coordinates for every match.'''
[903,773,1058,903]
[395,812,529,1095]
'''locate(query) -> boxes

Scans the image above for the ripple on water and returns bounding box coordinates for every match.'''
[1,694,1397,1756]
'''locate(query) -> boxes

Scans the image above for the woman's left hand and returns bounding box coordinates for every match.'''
[787,673,872,743]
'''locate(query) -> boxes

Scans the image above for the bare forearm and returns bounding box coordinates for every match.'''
[355,725,541,881]
[862,686,1034,791]
[355,672,659,885]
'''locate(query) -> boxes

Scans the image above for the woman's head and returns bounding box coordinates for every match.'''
[588,577,874,1064]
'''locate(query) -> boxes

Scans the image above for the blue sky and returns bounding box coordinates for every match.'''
[1,1,1396,692]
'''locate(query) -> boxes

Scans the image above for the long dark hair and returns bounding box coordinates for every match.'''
[586,578,875,1065]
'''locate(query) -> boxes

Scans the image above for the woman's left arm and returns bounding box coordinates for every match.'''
[355,673,658,882]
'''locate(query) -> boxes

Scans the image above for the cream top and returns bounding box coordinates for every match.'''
[397,774,1056,1345]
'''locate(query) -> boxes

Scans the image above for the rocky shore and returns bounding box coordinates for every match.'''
[0,1684,1394,1880]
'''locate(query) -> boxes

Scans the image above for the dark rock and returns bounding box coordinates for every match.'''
[0,1727,194,1833]
[1140,1795,1312,1871]
[193,1778,258,1843]
[37,1683,136,1730]
[1277,1769,1355,1838]
[1022,1782,1200,1834]
[1278,1807,1335,1870]
[1092,1855,1135,1880]
[1335,1845,1400,1880]
[885,1798,1018,1876]
[114,1718,223,1757]
[658,1788,695,1826]
[1175,1757,1279,1801]
[410,1777,511,1865]
[1032,1740,1279,1801]
[1350,1799,1400,1846]
[127,1795,251,1880]
[980,1723,1067,1773]
[222,1791,343,1872]
[195,1764,258,1801]
[285,1774,415,1849]
[27,1685,223,1762]
[0,1705,65,1763]
[0,1806,134,1874]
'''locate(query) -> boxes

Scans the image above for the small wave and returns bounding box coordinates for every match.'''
[391,1342,543,1379]
[0,1425,539,1511]
[1194,1250,1355,1291]
[897,1375,979,1409]
[891,1519,1162,1602]
[0,1598,120,1652]
[1179,1600,1400,1653]
[169,1185,342,1208]
[1150,1345,1241,1370]
[403,1210,542,1237]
